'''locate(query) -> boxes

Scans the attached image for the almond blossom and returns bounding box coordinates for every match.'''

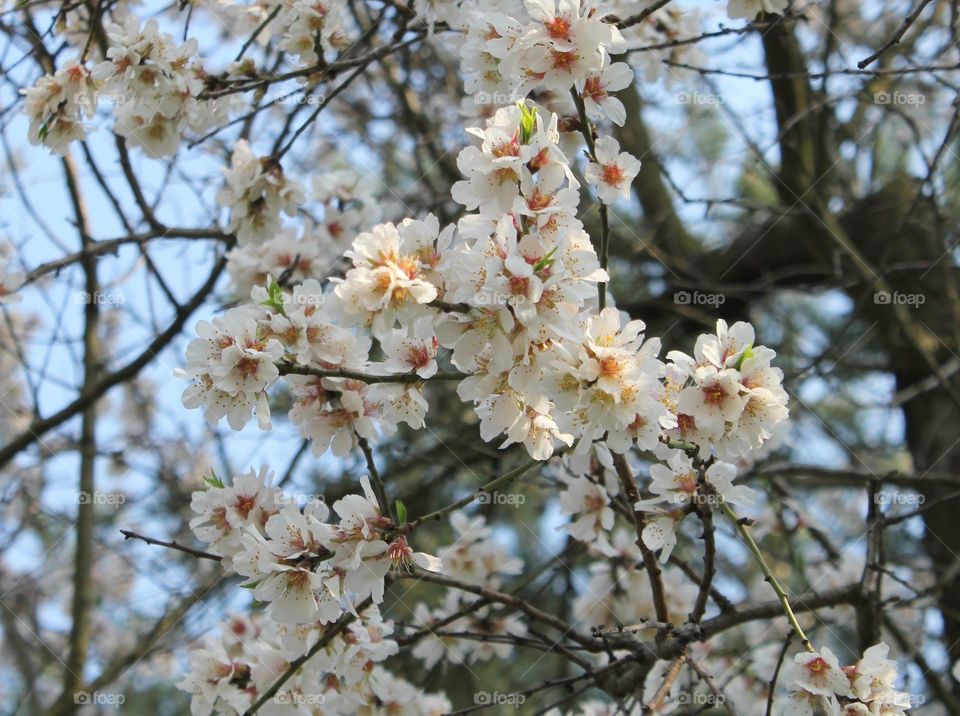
[378,315,440,379]
[21,59,97,155]
[665,320,789,458]
[11,3,933,715]
[785,643,913,715]
[580,61,635,126]
[558,473,617,555]
[585,136,642,204]
[177,307,283,430]
[330,216,449,337]
[217,140,306,244]
[792,647,854,697]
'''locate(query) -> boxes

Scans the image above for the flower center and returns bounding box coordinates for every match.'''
[702,384,728,406]
[601,162,625,186]
[544,16,572,40]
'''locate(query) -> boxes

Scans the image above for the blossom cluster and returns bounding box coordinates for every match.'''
[182,468,450,714]
[225,165,381,296]
[182,106,632,464]
[215,0,351,64]
[786,643,912,715]
[634,449,755,562]
[189,467,441,625]
[218,140,307,245]
[445,0,784,127]
[182,468,545,713]
[277,0,351,65]
[21,59,98,155]
[180,111,788,463]
[452,0,627,115]
[664,319,789,459]
[554,440,761,562]
[22,17,235,157]
[179,608,451,714]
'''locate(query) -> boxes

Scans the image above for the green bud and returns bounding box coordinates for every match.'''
[518,101,539,144]
[533,247,558,273]
[204,471,225,489]
[734,345,755,370]
[259,277,286,315]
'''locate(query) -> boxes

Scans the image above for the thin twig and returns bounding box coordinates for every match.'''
[765,633,793,716]
[858,0,937,68]
[358,436,390,515]
[120,529,222,561]
[719,502,813,652]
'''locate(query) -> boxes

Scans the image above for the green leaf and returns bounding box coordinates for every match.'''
[518,101,539,144]
[203,471,224,489]
[259,277,286,315]
[734,344,755,370]
[532,247,558,273]
[394,499,408,524]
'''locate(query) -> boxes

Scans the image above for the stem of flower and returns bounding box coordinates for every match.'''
[719,501,814,652]
[279,363,462,384]
[569,87,610,311]
[358,436,390,516]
